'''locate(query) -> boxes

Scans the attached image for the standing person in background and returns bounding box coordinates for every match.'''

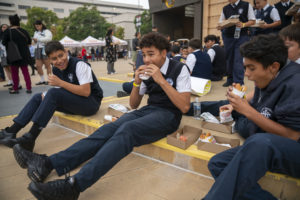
[2,14,32,94]
[105,28,117,74]
[254,0,281,35]
[33,20,52,85]
[204,35,227,81]
[81,46,87,62]
[95,47,100,61]
[91,47,95,62]
[274,0,294,33]
[132,32,141,66]
[0,24,12,87]
[218,0,255,87]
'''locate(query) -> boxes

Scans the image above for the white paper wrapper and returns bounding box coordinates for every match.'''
[201,112,220,124]
[139,74,150,80]
[232,87,245,98]
[108,104,129,113]
[220,110,234,123]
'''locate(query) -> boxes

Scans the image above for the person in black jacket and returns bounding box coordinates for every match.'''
[203,34,300,200]
[2,14,32,94]
[274,0,294,32]
[0,41,103,152]
[12,32,191,200]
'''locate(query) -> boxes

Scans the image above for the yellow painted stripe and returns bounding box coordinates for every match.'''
[127,72,134,77]
[102,96,130,103]
[102,96,116,101]
[0,114,17,120]
[53,112,300,185]
[98,77,126,83]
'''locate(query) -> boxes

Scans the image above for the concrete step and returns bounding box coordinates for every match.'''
[51,96,300,200]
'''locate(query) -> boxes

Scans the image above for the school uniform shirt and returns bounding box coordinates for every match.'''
[259,4,280,22]
[185,49,200,72]
[33,29,52,48]
[172,54,183,62]
[247,61,300,135]
[139,57,191,95]
[295,58,300,64]
[255,4,280,35]
[274,0,294,31]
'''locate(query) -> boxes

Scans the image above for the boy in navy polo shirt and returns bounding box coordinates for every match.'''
[0,41,103,152]
[13,32,191,200]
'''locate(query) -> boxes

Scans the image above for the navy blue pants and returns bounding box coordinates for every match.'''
[204,133,300,200]
[222,33,249,85]
[13,88,100,128]
[49,105,180,192]
[0,64,5,80]
[122,81,133,94]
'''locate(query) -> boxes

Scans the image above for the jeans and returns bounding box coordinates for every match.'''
[14,88,100,128]
[50,105,180,191]
[204,133,300,200]
[222,34,250,84]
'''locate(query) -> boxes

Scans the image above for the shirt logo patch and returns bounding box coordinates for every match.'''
[68,73,73,82]
[238,8,243,14]
[166,78,173,86]
[260,107,272,119]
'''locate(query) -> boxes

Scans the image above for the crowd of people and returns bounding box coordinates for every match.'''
[0,0,300,199]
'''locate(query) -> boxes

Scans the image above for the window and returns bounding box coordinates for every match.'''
[39,7,48,10]
[54,8,64,13]
[18,5,30,9]
[20,16,28,20]
[69,9,74,13]
[0,3,13,7]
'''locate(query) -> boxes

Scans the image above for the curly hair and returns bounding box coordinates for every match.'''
[139,32,170,52]
[240,34,287,70]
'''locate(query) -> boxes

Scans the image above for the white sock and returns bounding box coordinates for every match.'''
[40,75,45,82]
[8,80,12,84]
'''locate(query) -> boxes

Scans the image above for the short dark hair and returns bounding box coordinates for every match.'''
[204,35,220,44]
[34,20,47,31]
[240,34,287,69]
[45,41,65,56]
[279,23,300,47]
[139,32,170,52]
[188,38,201,49]
[171,45,180,54]
[106,28,113,36]
[9,14,20,26]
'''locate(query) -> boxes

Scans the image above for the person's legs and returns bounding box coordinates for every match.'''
[112,62,116,73]
[35,59,46,84]
[43,59,52,77]
[107,62,112,74]
[204,133,300,200]
[222,34,235,86]
[122,81,133,94]
[10,65,20,91]
[3,66,12,86]
[20,65,32,91]
[0,63,5,80]
[232,35,249,85]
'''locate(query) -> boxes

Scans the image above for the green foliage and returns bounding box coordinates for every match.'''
[64,5,111,40]
[134,10,152,35]
[115,26,125,39]
[23,7,58,37]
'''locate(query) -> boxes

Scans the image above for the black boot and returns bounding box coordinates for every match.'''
[13,144,52,182]
[28,176,80,200]
[3,132,35,151]
[0,127,16,140]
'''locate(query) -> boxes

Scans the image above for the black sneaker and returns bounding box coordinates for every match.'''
[28,176,80,200]
[9,85,22,90]
[222,82,232,87]
[117,91,130,98]
[3,83,13,87]
[0,127,16,140]
[36,81,47,85]
[2,133,35,151]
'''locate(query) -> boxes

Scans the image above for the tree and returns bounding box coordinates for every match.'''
[134,10,152,35]
[115,26,125,39]
[64,5,111,40]
[22,7,58,37]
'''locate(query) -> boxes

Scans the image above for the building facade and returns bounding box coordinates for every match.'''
[0,0,144,40]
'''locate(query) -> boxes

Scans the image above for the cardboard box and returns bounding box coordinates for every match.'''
[218,18,239,29]
[167,125,202,150]
[250,21,265,28]
[197,135,240,154]
[285,2,300,16]
[104,106,130,124]
[201,117,234,134]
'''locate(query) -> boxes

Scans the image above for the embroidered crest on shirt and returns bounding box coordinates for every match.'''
[166,78,173,86]
[238,8,243,14]
[260,107,272,119]
[68,73,74,82]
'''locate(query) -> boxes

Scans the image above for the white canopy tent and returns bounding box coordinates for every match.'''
[81,36,105,47]
[59,36,81,47]
[112,36,128,46]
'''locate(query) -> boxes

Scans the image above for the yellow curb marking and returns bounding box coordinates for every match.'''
[98,77,126,83]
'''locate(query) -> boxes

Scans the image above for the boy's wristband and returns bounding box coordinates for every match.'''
[133,82,140,87]
[242,23,246,28]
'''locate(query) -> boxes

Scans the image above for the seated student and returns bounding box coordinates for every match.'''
[203,34,300,200]
[181,45,189,62]
[254,0,281,35]
[171,45,183,62]
[0,41,103,152]
[186,38,212,79]
[279,23,300,64]
[13,32,191,200]
[204,35,226,81]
